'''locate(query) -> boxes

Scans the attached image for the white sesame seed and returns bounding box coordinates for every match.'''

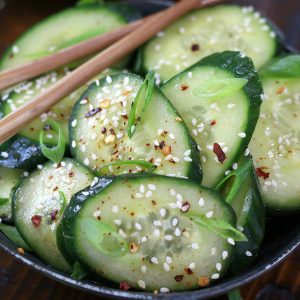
[172,218,179,227]
[0,152,9,158]
[164,235,173,241]
[227,237,235,245]
[232,163,238,170]
[189,262,196,269]
[112,205,118,213]
[148,184,156,191]
[160,288,169,293]
[138,280,146,289]
[184,157,193,162]
[141,265,147,273]
[135,223,142,230]
[139,184,145,193]
[206,211,214,218]
[191,243,199,250]
[145,191,152,198]
[154,220,162,227]
[106,76,112,84]
[71,119,77,127]
[238,132,247,138]
[163,262,170,272]
[84,158,90,166]
[150,257,159,264]
[216,263,222,272]
[174,227,181,237]
[246,250,253,257]
[160,208,166,218]
[198,198,205,207]
[169,133,175,140]
[114,219,122,225]
[222,250,228,260]
[166,256,172,264]
[93,210,101,218]
[211,273,220,280]
[135,193,144,198]
[188,72,193,78]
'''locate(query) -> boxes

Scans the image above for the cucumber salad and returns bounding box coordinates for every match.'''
[0,0,299,294]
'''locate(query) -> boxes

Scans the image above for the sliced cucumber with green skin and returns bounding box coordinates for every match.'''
[250,60,300,211]
[162,51,263,188]
[13,158,93,272]
[0,137,46,170]
[141,5,277,82]
[1,69,117,146]
[70,73,201,180]
[0,5,128,70]
[0,167,23,222]
[0,223,32,251]
[62,175,235,292]
[220,157,265,273]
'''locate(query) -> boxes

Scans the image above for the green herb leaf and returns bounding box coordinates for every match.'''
[99,160,157,175]
[187,213,248,242]
[261,55,300,78]
[39,119,65,163]
[127,71,155,139]
[227,289,243,300]
[216,159,252,204]
[193,78,248,98]
[76,0,104,6]
[0,223,32,251]
[71,261,89,280]
[0,198,9,205]
[81,218,128,257]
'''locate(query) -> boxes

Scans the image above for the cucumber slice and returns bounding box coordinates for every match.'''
[0,5,128,70]
[13,158,93,272]
[162,51,263,187]
[1,69,116,146]
[62,175,235,292]
[70,73,201,180]
[0,136,46,170]
[0,167,23,222]
[249,70,300,211]
[142,4,277,82]
[220,157,265,273]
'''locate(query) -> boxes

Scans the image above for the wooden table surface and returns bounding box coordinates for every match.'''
[0,0,300,299]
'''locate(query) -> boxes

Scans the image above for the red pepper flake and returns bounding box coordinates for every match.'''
[181,201,190,213]
[69,171,74,178]
[119,281,131,291]
[101,127,107,134]
[180,84,189,91]
[210,120,216,126]
[175,275,184,282]
[191,44,200,52]
[85,107,101,118]
[31,215,42,228]
[213,143,226,164]
[50,210,59,221]
[185,267,193,275]
[256,167,270,180]
[276,86,285,95]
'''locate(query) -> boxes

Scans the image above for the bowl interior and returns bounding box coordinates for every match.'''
[0,1,300,299]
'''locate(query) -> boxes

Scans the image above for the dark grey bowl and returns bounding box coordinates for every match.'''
[1,1,300,299]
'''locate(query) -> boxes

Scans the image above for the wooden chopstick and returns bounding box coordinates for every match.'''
[0,0,224,91]
[0,0,224,145]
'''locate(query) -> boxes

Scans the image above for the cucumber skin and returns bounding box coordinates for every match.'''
[229,162,265,274]
[0,4,127,70]
[163,51,263,187]
[69,73,202,182]
[60,174,237,285]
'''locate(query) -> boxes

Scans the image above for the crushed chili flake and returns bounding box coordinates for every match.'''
[159,141,166,149]
[180,84,189,91]
[185,267,193,275]
[31,215,42,228]
[50,210,59,221]
[198,276,210,287]
[191,44,200,51]
[109,128,115,135]
[85,107,101,118]
[119,281,132,291]
[175,275,184,282]
[276,86,285,95]
[213,143,226,164]
[101,127,107,134]
[17,248,25,255]
[256,167,270,179]
[210,120,216,126]
[69,171,74,178]
[181,201,190,213]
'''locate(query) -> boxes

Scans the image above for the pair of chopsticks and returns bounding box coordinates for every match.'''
[0,0,224,145]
